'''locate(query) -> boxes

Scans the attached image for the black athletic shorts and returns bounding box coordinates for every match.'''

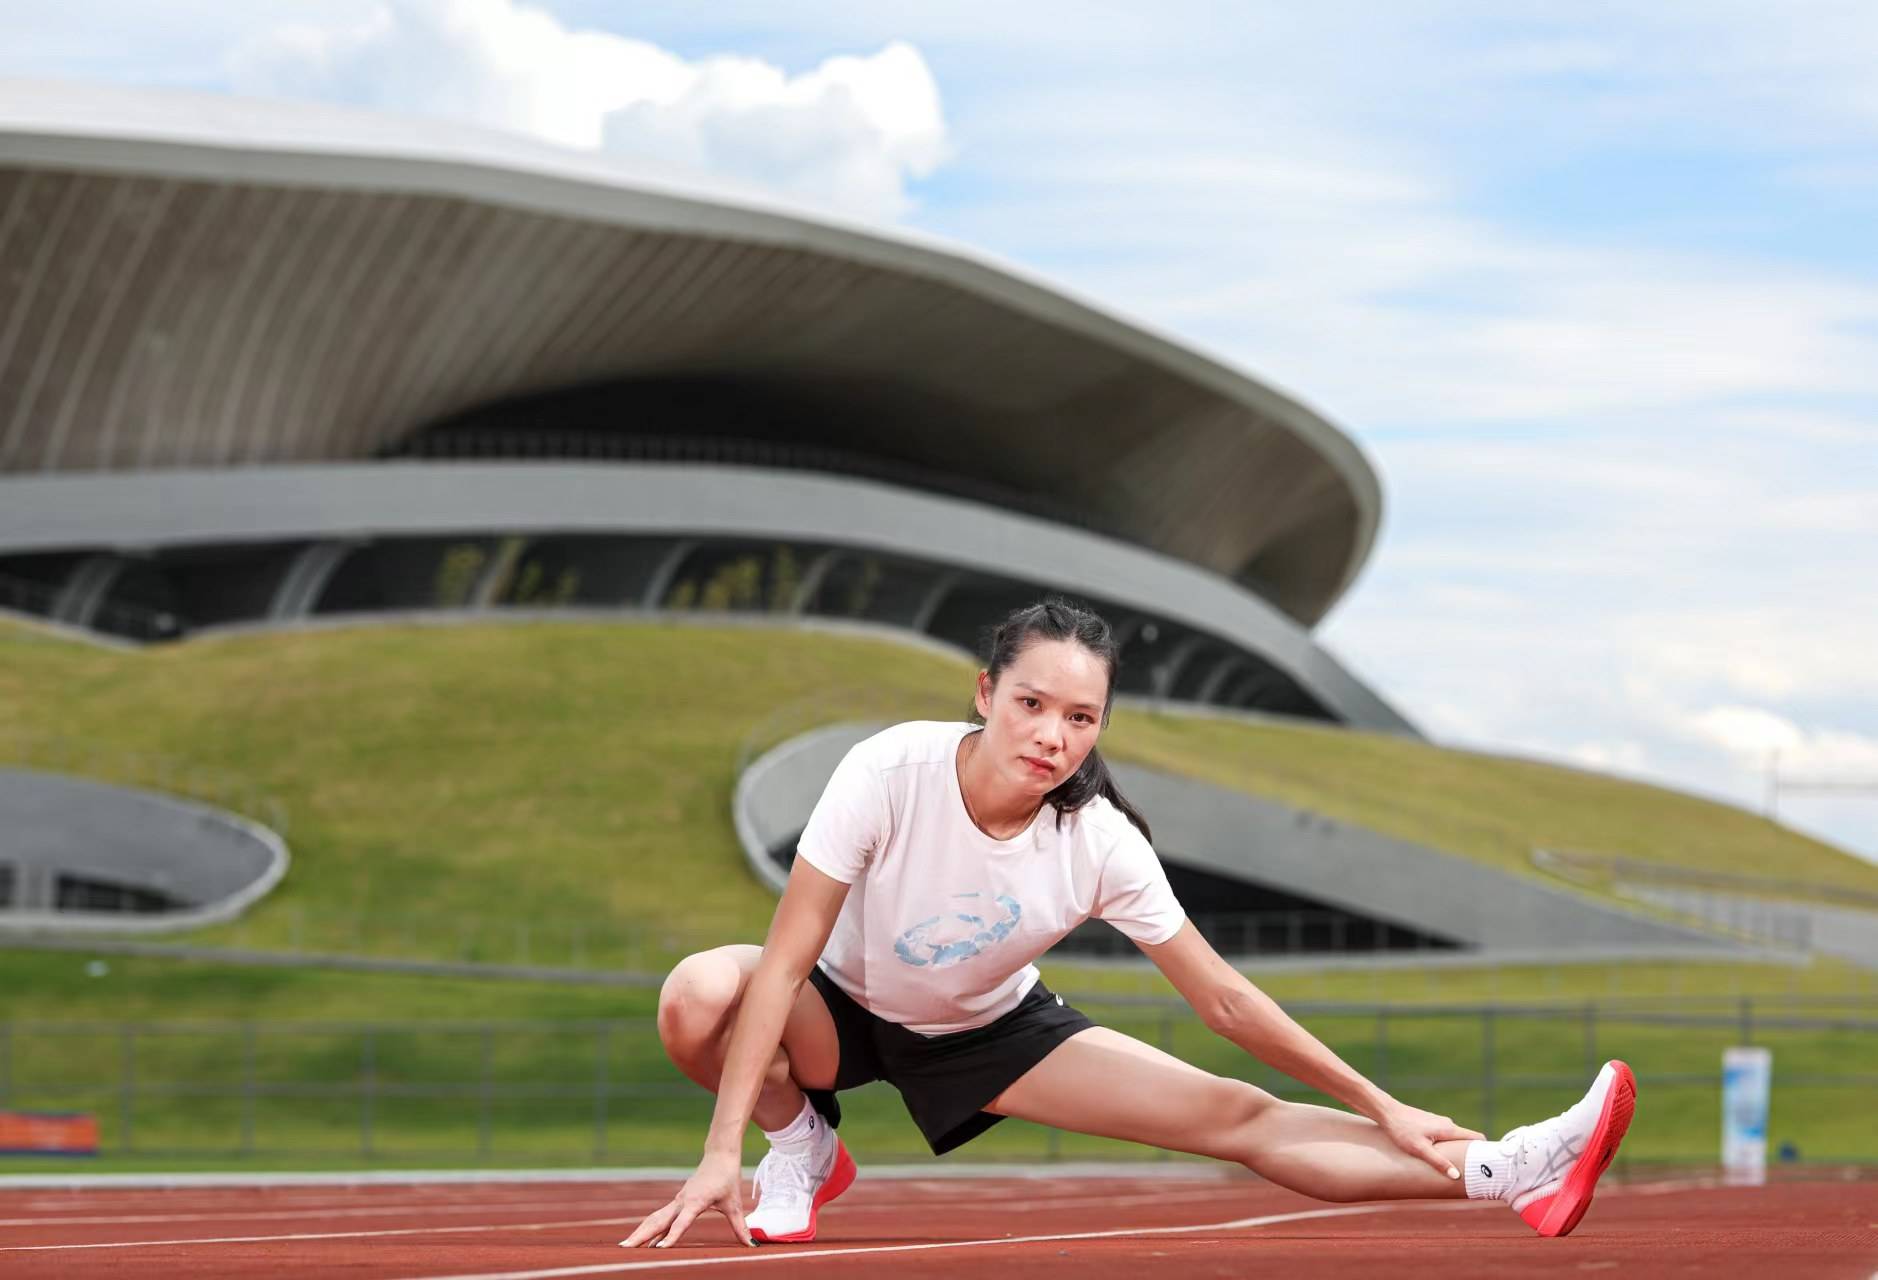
[801,964,1096,1156]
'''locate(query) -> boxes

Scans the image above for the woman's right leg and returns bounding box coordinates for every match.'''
[656,944,842,1131]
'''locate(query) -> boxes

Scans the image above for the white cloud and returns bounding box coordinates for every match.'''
[1566,738,1651,774]
[600,42,946,219]
[1686,705,1806,758]
[227,0,947,219]
[1685,707,1878,776]
[982,153,1878,430]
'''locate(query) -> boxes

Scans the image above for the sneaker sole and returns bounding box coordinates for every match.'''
[749,1139,856,1244]
[1519,1059,1637,1238]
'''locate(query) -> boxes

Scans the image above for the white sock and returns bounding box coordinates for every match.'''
[1463,1139,1516,1200]
[762,1098,820,1153]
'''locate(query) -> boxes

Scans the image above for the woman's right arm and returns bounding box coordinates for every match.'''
[619,857,851,1249]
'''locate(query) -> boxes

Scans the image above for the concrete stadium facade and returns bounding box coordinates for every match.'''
[0,81,1411,732]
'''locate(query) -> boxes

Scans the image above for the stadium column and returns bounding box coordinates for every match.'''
[1194,654,1249,704]
[909,570,960,634]
[1153,633,1213,700]
[789,548,843,615]
[639,539,698,608]
[470,536,530,608]
[50,554,128,628]
[269,540,366,619]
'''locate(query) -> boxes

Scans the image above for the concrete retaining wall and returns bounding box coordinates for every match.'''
[735,723,1737,955]
[0,768,288,932]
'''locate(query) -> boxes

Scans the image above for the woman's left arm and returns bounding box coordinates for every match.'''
[1138,920,1482,1177]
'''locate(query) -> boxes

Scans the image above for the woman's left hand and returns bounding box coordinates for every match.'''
[1375,1101,1486,1180]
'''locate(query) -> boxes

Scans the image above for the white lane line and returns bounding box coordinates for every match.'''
[0,1178,1246,1223]
[394,1203,1482,1280]
[0,1176,1708,1260]
[1620,1177,1720,1195]
[0,1214,636,1252]
[397,1181,1716,1280]
[0,1199,652,1229]
[0,1182,1237,1228]
[3,1186,661,1208]
[0,1161,1221,1191]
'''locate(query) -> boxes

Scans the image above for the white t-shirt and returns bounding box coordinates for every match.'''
[795,720,1187,1035]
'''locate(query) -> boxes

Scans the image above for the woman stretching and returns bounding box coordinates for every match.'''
[622,598,1636,1249]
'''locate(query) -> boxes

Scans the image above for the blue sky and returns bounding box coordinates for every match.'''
[6,1,1876,860]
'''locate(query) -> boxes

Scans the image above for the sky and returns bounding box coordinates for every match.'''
[5,1,1876,861]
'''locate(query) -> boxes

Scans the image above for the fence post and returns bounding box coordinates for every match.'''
[360,1027,376,1159]
[1582,1002,1598,1080]
[241,1022,257,1157]
[1481,1007,1497,1139]
[1157,1013,1175,1162]
[1375,1007,1389,1092]
[119,1025,136,1154]
[478,1026,494,1158]
[593,1023,610,1162]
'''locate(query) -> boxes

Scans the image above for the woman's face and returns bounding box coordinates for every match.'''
[973,638,1110,796]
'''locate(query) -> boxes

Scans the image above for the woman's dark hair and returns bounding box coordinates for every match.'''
[966,595,1152,841]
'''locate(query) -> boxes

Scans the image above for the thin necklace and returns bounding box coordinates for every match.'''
[959,732,986,831]
[960,731,1035,840]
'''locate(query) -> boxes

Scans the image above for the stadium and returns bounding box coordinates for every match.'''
[0,81,1397,728]
[0,80,1767,958]
[1,79,1874,1274]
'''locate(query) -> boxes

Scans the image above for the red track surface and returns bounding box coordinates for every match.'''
[1,1170,1873,1279]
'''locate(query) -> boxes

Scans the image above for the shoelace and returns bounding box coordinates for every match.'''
[1499,1123,1541,1176]
[753,1143,819,1210]
[1500,1092,1594,1186]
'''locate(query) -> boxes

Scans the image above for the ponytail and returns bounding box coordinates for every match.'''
[1046,745,1152,841]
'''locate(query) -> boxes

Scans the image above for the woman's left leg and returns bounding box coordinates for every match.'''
[985,1026,1468,1203]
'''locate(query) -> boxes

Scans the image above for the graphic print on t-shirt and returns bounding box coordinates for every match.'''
[892,891,1023,968]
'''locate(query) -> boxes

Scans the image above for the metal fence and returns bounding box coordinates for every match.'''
[1062,909,1453,958]
[1533,847,1878,910]
[3,996,1872,1165]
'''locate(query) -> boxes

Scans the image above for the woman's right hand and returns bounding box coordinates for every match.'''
[618,1148,753,1249]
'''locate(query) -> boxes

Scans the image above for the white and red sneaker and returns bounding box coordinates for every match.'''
[1473,1059,1637,1238]
[746,1117,856,1244]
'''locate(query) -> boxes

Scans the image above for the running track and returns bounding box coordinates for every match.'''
[1,1168,1872,1278]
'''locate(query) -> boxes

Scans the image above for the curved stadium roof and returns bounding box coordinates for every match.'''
[0,80,1382,628]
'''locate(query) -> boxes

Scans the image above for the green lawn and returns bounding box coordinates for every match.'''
[4,615,1873,973]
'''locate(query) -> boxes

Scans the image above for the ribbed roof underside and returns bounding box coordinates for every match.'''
[0,106,1378,626]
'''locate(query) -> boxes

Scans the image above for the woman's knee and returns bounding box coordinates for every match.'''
[1216,1080,1285,1164]
[657,948,746,1058]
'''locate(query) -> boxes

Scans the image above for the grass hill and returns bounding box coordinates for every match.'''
[3,613,1874,971]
